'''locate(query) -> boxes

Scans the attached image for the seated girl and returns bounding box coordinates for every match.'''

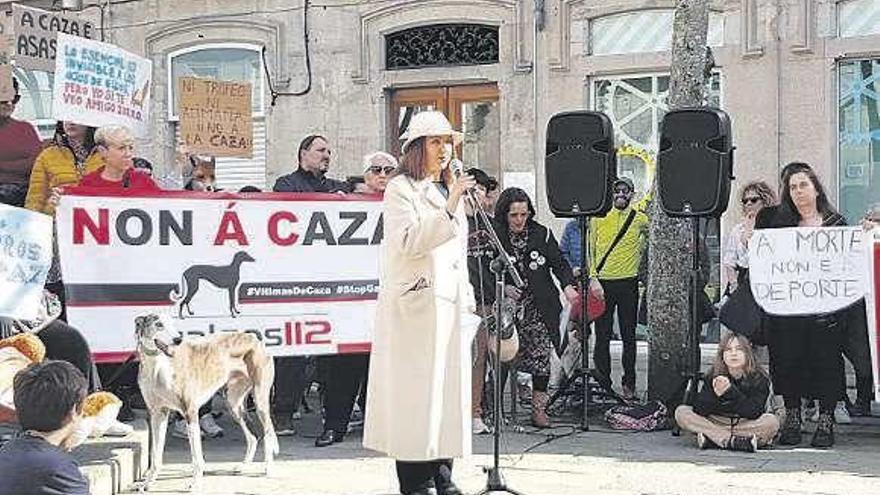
[675,333,779,451]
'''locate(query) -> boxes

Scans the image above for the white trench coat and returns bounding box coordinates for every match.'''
[363,174,476,461]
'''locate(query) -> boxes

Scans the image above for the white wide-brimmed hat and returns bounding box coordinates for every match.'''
[400,111,463,152]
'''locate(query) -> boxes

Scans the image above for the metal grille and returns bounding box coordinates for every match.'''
[385,24,499,70]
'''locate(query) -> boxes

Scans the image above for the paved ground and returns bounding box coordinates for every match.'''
[127,402,880,495]
[119,342,880,495]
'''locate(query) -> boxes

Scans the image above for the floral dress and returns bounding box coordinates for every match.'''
[509,229,552,378]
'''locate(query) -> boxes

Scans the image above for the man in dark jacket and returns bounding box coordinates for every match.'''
[0,360,90,495]
[273,135,352,194]
[272,135,364,447]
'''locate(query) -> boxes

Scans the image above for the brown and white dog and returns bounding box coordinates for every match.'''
[134,314,278,491]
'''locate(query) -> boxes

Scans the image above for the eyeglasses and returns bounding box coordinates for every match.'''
[613,187,632,195]
[0,95,21,105]
[741,196,761,205]
[368,165,396,175]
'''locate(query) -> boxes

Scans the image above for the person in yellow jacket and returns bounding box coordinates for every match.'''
[25,122,103,215]
[24,121,103,316]
[588,177,649,400]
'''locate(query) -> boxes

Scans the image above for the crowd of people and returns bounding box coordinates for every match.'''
[1,73,879,494]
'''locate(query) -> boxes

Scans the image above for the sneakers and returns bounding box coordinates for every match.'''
[834,401,852,425]
[199,413,224,438]
[696,432,717,450]
[810,412,835,448]
[273,413,296,436]
[103,420,134,437]
[727,435,758,453]
[472,417,492,435]
[171,419,199,439]
[779,407,802,446]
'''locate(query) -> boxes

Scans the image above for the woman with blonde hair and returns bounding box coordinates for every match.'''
[721,180,777,293]
[675,332,779,451]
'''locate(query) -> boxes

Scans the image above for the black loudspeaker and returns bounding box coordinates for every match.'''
[657,107,734,217]
[545,111,616,217]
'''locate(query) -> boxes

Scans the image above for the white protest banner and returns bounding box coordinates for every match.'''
[12,4,95,72]
[0,204,54,320]
[866,229,880,401]
[56,191,382,362]
[178,77,253,158]
[52,33,151,134]
[748,226,869,316]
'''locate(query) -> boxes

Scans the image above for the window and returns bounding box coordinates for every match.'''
[167,44,266,191]
[838,0,880,38]
[11,67,55,138]
[590,10,725,56]
[385,24,499,70]
[838,59,880,222]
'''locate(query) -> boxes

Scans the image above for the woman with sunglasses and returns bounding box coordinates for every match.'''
[721,181,777,294]
[0,77,43,207]
[360,151,398,194]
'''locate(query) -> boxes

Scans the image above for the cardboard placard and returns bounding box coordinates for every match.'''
[12,4,95,72]
[178,77,253,158]
[52,33,152,134]
[749,226,870,316]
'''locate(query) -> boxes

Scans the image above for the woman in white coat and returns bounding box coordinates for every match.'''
[363,111,477,495]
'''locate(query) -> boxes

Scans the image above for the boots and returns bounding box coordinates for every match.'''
[531,390,551,428]
[811,412,835,448]
[779,407,802,445]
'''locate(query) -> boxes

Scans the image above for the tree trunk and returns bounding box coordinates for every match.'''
[646,0,711,403]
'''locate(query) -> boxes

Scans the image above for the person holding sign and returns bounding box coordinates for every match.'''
[674,333,779,451]
[364,111,475,495]
[754,162,846,448]
[0,78,42,207]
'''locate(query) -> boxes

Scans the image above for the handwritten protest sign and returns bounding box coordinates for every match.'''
[0,204,53,320]
[0,13,13,101]
[178,77,253,158]
[748,226,869,316]
[12,4,95,72]
[52,33,151,134]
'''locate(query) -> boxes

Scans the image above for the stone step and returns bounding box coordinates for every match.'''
[74,418,149,495]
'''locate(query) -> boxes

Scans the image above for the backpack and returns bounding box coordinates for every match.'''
[604,400,669,431]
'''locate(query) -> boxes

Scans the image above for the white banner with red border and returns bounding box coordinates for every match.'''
[56,190,382,362]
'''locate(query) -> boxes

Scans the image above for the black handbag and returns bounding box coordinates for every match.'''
[718,279,766,346]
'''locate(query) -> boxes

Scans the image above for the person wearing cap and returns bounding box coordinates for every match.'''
[364,111,476,495]
[588,176,649,400]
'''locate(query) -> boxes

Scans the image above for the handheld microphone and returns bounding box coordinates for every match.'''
[449,158,465,177]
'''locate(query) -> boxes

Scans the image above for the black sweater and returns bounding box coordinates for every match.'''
[693,371,770,420]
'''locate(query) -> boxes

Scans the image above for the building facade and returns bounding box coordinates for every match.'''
[9,0,880,290]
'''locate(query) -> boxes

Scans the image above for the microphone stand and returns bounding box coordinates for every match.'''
[458,174,526,495]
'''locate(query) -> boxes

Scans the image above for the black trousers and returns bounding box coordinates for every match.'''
[768,314,844,412]
[319,354,370,433]
[840,300,875,403]
[593,277,639,390]
[38,320,101,393]
[396,459,453,494]
[272,356,310,416]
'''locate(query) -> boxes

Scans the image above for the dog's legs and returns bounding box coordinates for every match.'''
[185,410,206,493]
[253,373,278,475]
[227,376,258,472]
[141,407,169,491]
[228,286,239,317]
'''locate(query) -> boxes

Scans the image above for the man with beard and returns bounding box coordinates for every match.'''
[588,177,648,400]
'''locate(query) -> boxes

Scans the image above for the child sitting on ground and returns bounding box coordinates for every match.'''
[675,333,779,452]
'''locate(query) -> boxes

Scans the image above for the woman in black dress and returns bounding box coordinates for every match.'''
[494,188,578,427]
